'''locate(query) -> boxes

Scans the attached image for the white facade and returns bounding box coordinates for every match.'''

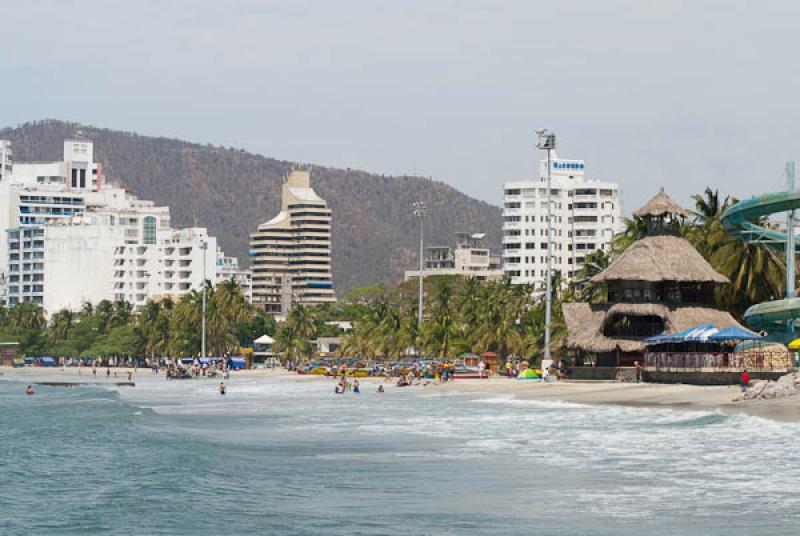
[404,232,504,281]
[1,138,248,313]
[0,140,11,182]
[502,151,623,288]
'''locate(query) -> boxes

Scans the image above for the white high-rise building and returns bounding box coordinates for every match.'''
[1,138,247,313]
[502,151,623,288]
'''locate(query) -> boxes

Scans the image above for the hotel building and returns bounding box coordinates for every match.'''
[249,169,335,317]
[0,138,247,313]
[502,151,623,288]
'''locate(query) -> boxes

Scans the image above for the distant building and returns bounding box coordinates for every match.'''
[0,138,245,313]
[502,151,623,288]
[0,140,12,182]
[250,169,335,317]
[404,232,503,281]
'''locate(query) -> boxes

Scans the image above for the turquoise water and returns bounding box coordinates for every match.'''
[2,374,800,535]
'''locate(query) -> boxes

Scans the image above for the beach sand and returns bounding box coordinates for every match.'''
[3,366,799,422]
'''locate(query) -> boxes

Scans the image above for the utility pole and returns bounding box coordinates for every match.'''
[536,129,557,366]
[200,240,208,358]
[413,201,426,327]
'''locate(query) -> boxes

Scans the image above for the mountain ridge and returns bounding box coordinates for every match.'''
[0,120,503,293]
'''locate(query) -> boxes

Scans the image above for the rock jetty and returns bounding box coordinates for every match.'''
[735,372,800,401]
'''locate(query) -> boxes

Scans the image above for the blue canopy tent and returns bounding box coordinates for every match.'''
[39,357,56,367]
[644,326,709,345]
[227,358,247,370]
[707,326,762,342]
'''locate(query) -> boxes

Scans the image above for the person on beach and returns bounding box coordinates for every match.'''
[92,367,97,378]
[634,361,642,383]
[353,380,360,394]
[741,369,750,392]
[26,385,34,395]
[505,360,513,378]
[106,367,110,379]
[219,382,226,395]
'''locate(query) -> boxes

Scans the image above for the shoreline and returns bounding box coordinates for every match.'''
[3,366,799,423]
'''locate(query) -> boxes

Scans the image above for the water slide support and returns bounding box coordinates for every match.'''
[721,162,800,336]
[786,162,796,335]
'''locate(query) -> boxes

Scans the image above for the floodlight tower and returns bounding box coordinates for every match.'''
[413,201,427,327]
[536,129,557,365]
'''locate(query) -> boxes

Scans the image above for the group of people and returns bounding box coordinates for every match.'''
[334,377,363,394]
[165,362,230,381]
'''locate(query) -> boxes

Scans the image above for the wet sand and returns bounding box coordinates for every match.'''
[4,366,799,422]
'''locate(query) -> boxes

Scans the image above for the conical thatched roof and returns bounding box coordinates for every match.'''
[591,235,729,284]
[632,188,689,219]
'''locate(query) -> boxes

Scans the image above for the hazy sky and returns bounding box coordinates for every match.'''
[3,0,800,212]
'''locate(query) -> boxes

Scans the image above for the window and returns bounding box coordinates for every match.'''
[143,216,157,245]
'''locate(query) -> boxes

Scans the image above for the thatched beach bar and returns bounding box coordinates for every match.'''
[561,189,776,379]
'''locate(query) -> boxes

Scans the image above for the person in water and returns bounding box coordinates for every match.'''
[377,384,384,393]
[353,380,360,394]
[26,385,34,395]
[219,382,226,395]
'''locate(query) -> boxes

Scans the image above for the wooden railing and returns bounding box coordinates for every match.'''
[644,351,775,371]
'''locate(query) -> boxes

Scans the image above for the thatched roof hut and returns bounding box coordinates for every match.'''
[632,187,689,219]
[563,302,742,354]
[591,235,729,284]
[562,188,742,365]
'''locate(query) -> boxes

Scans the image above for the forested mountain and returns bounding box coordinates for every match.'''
[1,120,502,293]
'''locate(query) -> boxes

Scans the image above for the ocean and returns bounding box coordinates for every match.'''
[1,373,799,536]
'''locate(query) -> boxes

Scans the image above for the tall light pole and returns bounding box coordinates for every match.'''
[413,201,426,327]
[200,240,208,358]
[536,128,556,366]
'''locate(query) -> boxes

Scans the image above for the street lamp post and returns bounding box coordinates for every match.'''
[413,201,426,327]
[200,241,208,358]
[536,129,556,366]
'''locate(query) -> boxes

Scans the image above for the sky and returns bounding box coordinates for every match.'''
[3,0,800,212]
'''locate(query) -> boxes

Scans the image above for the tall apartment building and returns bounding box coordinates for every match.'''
[502,151,623,288]
[404,232,503,281]
[0,138,247,313]
[250,169,335,317]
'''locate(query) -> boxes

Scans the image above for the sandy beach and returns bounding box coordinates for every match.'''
[4,365,800,423]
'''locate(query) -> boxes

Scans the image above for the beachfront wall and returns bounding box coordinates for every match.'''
[644,348,793,371]
[570,366,787,385]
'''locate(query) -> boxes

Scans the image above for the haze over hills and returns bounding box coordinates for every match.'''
[1,120,502,293]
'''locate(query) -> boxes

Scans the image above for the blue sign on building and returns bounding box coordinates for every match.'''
[553,162,584,170]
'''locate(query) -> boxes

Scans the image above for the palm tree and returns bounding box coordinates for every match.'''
[685,189,786,318]
[50,309,75,340]
[569,249,611,302]
[612,217,648,255]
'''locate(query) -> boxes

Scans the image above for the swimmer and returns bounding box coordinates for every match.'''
[26,385,34,395]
